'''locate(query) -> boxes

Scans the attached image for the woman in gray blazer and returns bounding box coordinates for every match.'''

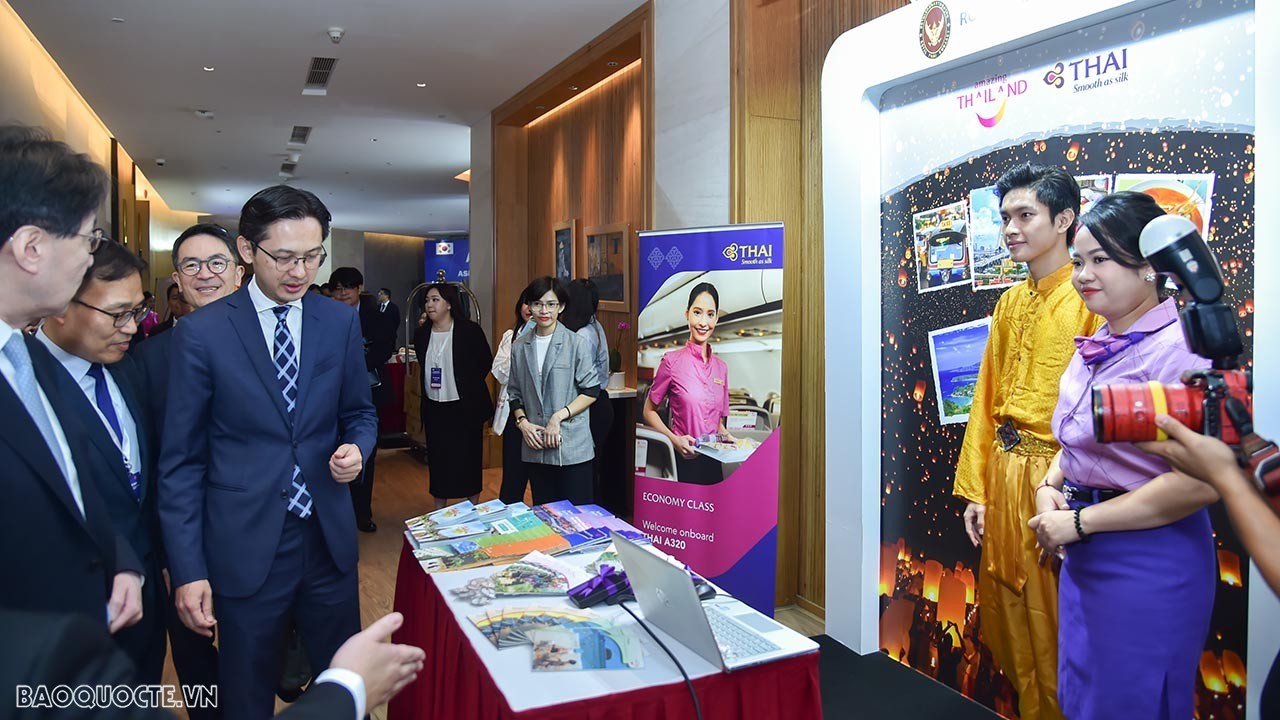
[506,276,601,504]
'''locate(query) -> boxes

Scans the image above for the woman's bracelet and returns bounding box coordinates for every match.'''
[1073,507,1091,543]
[1034,478,1058,495]
[562,406,572,421]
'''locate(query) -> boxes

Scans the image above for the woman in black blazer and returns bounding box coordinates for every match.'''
[413,283,494,509]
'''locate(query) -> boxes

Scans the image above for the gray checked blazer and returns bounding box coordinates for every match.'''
[506,322,601,466]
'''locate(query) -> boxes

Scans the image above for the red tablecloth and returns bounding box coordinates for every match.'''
[379,362,408,434]
[389,538,823,720]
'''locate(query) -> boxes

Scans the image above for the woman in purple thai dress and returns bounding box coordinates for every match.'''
[1028,192,1219,720]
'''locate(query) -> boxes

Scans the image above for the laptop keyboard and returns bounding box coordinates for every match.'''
[706,606,781,660]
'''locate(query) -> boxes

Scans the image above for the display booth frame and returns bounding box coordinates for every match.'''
[820,0,1278,714]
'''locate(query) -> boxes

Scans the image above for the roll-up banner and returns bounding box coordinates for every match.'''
[633,223,784,615]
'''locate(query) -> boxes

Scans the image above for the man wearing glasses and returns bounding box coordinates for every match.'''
[36,240,166,683]
[133,221,243,718]
[160,185,377,718]
[0,124,144,642]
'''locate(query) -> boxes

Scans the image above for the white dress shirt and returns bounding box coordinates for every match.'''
[314,668,366,720]
[425,327,459,402]
[247,278,303,363]
[36,329,142,481]
[0,322,84,516]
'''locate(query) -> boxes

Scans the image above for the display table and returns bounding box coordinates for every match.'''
[388,537,822,720]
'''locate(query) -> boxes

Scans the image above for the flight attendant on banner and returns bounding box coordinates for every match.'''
[642,282,736,485]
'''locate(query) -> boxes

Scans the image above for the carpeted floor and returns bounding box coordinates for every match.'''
[813,635,999,719]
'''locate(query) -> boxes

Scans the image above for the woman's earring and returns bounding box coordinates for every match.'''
[1144,272,1156,283]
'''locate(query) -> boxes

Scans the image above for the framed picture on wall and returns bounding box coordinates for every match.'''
[583,223,630,312]
[553,220,576,284]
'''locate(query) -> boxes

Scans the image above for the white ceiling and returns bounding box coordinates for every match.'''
[11,0,644,236]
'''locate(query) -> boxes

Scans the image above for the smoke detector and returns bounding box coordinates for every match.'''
[327,27,345,44]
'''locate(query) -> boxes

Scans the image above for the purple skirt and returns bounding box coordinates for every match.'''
[1059,495,1215,720]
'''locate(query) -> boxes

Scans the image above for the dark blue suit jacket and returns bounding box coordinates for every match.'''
[131,327,174,422]
[158,286,377,598]
[0,334,142,622]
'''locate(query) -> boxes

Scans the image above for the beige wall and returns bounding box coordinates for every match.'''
[2,0,202,294]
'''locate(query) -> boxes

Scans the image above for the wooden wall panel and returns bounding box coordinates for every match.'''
[493,124,530,342]
[525,62,645,380]
[734,0,908,615]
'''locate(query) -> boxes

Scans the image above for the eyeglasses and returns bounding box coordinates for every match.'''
[254,245,327,272]
[176,256,233,276]
[531,301,561,311]
[70,232,105,253]
[74,299,150,328]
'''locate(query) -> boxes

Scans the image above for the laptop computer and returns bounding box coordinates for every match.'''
[612,532,818,672]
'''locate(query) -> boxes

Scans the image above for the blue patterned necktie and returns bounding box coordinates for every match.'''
[2,333,72,484]
[86,363,141,501]
[272,306,312,518]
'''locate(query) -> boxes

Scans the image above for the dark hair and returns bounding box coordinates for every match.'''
[994,162,1082,243]
[171,223,236,266]
[143,291,154,300]
[166,283,181,299]
[1076,191,1166,270]
[308,284,322,293]
[237,185,331,247]
[0,125,110,247]
[379,287,392,297]
[426,282,466,324]
[512,284,533,335]
[686,282,720,310]
[572,278,600,314]
[329,266,364,289]
[525,276,569,313]
[77,241,145,297]
[561,281,595,332]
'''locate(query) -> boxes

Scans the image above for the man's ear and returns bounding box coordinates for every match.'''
[237,236,255,266]
[1055,208,1077,236]
[5,225,45,274]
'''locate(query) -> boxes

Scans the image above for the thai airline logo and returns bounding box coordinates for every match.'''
[723,242,776,266]
[1045,48,1130,93]
[919,2,951,59]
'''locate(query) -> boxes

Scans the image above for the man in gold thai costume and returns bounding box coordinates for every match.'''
[953,163,1102,720]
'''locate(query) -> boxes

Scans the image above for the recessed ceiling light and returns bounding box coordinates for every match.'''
[110,17,125,23]
[371,138,378,142]
[568,85,579,91]
[416,82,427,88]
[203,66,215,72]
[535,105,545,110]
[607,61,619,67]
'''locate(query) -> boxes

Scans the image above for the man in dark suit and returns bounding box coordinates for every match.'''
[132,222,242,716]
[0,608,425,719]
[37,241,166,683]
[331,267,396,533]
[160,185,377,719]
[0,124,144,635]
[376,287,400,343]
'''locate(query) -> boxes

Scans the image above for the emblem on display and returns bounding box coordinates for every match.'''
[919,1,951,59]
[722,244,739,262]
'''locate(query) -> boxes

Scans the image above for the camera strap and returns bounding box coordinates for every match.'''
[1237,432,1280,509]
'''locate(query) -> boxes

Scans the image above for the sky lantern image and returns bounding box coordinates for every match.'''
[1217,549,1242,587]
[1200,651,1227,694]
[938,571,968,636]
[913,379,928,403]
[880,542,899,597]
[923,559,943,602]
[1222,650,1246,689]
[1065,141,1081,161]
[880,597,915,662]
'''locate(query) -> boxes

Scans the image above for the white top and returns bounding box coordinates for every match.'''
[37,329,141,480]
[0,323,84,516]
[533,332,553,377]
[425,326,459,402]
[247,277,303,362]
[491,329,515,434]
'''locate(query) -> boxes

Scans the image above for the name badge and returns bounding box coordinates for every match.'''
[713,378,724,385]
[430,366,443,389]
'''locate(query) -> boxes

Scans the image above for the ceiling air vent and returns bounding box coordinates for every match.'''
[288,125,312,145]
[302,57,338,96]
